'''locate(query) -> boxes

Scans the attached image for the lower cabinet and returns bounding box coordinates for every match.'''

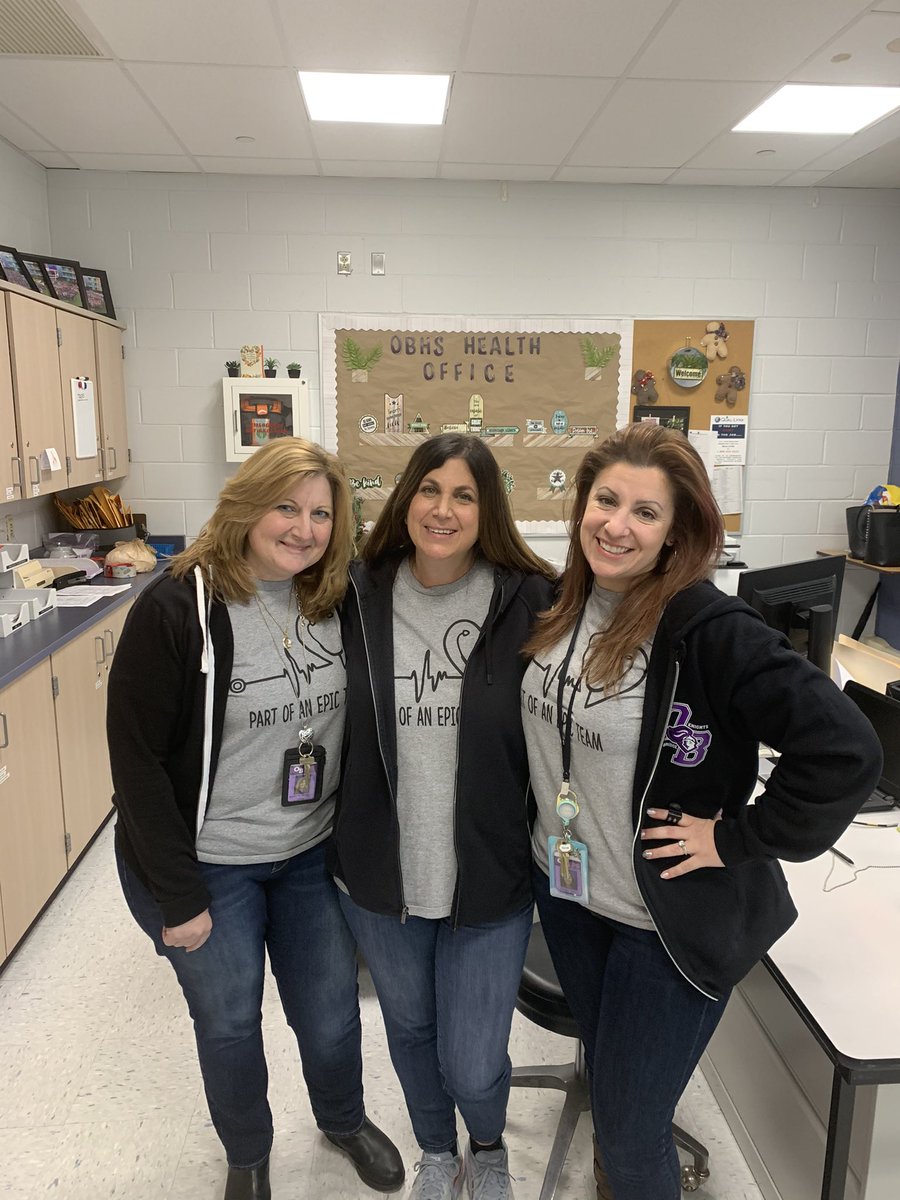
[52,601,132,866]
[0,660,67,955]
[0,600,132,964]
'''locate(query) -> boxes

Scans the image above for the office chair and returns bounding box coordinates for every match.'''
[511,921,710,1199]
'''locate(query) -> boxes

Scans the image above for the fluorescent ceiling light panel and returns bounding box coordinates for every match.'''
[298,71,450,124]
[733,84,900,134]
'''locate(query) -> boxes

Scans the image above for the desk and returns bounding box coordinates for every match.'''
[704,819,900,1200]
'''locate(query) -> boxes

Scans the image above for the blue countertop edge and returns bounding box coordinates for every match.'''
[0,566,165,691]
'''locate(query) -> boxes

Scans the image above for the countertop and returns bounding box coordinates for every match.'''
[0,566,163,691]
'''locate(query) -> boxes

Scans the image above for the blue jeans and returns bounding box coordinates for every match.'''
[339,893,533,1153]
[534,867,729,1200]
[116,838,365,1168]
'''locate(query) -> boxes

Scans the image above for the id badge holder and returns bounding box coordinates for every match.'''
[281,728,326,806]
[548,835,589,905]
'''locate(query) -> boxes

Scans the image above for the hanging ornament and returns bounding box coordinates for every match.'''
[700,320,729,361]
[631,369,659,403]
[715,365,746,407]
[668,337,708,389]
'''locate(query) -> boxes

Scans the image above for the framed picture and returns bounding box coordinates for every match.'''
[632,405,691,435]
[33,255,87,308]
[0,245,37,291]
[79,266,116,319]
[18,254,53,296]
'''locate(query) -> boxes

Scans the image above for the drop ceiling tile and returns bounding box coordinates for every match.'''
[631,0,874,81]
[798,107,900,172]
[0,60,183,153]
[816,141,900,185]
[555,166,673,182]
[463,0,672,77]
[440,162,556,180]
[319,160,438,178]
[444,74,613,164]
[569,79,769,168]
[31,151,79,168]
[0,105,57,152]
[310,123,443,162]
[195,157,319,175]
[794,12,900,84]
[128,64,313,158]
[75,0,285,64]
[686,132,847,171]
[777,171,836,186]
[275,0,468,71]
[68,153,200,172]
[667,167,792,186]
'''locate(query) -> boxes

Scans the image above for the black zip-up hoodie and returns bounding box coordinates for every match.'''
[329,557,555,927]
[632,581,882,999]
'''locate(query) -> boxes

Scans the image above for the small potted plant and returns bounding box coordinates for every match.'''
[286,361,302,379]
[263,356,279,378]
[225,359,240,377]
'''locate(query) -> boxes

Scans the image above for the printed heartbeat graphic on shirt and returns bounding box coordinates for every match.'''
[230,619,346,700]
[395,619,481,703]
[531,641,649,710]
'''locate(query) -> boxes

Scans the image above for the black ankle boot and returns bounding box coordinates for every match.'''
[325,1116,405,1192]
[223,1156,271,1200]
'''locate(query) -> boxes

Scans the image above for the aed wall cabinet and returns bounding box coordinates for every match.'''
[222,377,310,462]
[0,277,127,499]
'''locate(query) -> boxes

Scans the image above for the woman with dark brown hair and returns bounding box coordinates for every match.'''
[521,422,880,1200]
[332,433,556,1200]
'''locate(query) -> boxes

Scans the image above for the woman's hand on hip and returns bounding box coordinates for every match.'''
[640,810,724,879]
[162,909,212,952]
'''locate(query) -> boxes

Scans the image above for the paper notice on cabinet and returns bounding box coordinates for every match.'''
[712,465,743,514]
[71,377,98,459]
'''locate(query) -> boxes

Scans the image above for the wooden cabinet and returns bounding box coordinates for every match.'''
[0,660,67,954]
[51,600,131,865]
[0,282,128,498]
[5,291,67,498]
[0,303,19,502]
[94,320,128,480]
[57,308,101,489]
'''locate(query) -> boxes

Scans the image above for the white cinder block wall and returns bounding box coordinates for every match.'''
[22,170,900,568]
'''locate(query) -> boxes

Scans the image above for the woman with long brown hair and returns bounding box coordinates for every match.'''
[521,422,879,1199]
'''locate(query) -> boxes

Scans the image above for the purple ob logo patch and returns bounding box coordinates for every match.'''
[664,701,712,766]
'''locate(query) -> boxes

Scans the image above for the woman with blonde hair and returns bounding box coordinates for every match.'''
[108,438,402,1200]
[521,422,880,1199]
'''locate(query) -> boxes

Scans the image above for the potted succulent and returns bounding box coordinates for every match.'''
[286,361,302,379]
[263,356,279,378]
[225,359,240,377]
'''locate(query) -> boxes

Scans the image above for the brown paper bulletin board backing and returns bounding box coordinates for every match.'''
[631,319,754,531]
[334,326,625,523]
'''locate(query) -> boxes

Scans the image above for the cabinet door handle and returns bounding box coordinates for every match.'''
[98,446,105,475]
[0,712,8,750]
[104,629,114,655]
[10,457,23,494]
[28,455,40,486]
[108,446,117,472]
[94,636,106,665]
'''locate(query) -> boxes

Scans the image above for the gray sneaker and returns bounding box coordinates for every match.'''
[465,1142,514,1200]
[408,1151,464,1200]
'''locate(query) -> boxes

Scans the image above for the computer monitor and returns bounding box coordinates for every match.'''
[737,556,845,674]
[842,680,900,811]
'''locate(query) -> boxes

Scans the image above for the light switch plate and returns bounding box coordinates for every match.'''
[371,252,385,275]
[337,252,352,275]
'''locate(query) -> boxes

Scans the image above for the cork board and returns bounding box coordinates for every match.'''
[631,319,754,530]
[324,319,632,524]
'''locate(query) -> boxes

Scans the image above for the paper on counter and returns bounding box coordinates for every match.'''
[53,583,133,606]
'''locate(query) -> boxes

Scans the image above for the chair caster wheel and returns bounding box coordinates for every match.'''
[680,1163,710,1192]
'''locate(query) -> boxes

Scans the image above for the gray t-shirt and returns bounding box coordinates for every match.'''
[522,584,654,928]
[196,578,346,864]
[393,557,495,918]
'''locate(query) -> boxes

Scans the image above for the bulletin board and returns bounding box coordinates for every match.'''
[631,319,755,531]
[321,314,633,526]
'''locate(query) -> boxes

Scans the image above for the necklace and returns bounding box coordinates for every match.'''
[254,584,299,649]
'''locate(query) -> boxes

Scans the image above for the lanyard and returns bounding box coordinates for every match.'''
[556,603,587,802]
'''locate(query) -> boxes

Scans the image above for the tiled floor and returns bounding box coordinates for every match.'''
[0,824,765,1199]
